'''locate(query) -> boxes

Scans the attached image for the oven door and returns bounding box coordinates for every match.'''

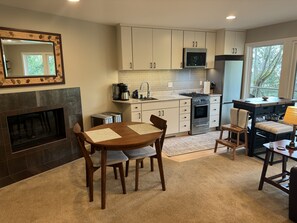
[192,104,209,121]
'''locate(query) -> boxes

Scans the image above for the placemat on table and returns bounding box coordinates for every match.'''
[85,128,121,142]
[128,123,162,135]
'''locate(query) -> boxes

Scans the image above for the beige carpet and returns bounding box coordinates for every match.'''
[163,131,225,156]
[0,151,294,223]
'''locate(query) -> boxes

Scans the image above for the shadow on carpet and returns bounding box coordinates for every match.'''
[163,131,226,157]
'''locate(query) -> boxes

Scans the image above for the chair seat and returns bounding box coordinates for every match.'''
[221,124,246,133]
[123,146,156,160]
[255,121,292,134]
[91,150,128,167]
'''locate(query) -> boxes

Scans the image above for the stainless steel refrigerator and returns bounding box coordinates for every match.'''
[207,55,244,125]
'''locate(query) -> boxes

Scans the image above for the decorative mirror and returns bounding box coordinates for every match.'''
[0,27,65,87]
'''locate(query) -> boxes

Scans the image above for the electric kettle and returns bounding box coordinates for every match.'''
[121,91,129,100]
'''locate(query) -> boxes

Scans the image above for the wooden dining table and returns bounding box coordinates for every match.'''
[83,121,166,209]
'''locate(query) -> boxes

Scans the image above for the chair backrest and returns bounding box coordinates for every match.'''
[73,123,93,168]
[230,108,249,129]
[150,115,167,150]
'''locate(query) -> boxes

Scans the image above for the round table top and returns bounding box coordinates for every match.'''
[84,122,162,150]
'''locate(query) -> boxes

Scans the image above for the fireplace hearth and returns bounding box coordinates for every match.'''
[0,88,83,187]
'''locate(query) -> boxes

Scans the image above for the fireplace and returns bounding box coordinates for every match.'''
[7,107,66,153]
[0,88,83,187]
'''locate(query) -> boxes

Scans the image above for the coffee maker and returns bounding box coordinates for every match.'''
[112,83,129,100]
[119,83,129,100]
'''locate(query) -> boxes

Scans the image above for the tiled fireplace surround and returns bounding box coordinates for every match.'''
[0,88,83,187]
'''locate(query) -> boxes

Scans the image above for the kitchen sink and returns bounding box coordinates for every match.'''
[138,97,158,101]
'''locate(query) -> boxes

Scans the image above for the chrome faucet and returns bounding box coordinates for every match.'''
[140,82,150,98]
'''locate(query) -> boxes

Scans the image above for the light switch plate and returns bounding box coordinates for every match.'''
[200,81,203,85]
[168,82,173,88]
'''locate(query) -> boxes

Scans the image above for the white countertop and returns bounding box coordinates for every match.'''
[113,94,191,104]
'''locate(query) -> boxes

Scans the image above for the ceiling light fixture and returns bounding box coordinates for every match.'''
[226,15,236,20]
[68,0,80,2]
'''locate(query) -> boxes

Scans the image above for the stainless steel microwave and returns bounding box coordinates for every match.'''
[183,48,207,68]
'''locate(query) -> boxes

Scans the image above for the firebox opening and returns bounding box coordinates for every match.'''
[7,108,66,153]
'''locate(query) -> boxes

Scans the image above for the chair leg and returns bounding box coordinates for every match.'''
[141,160,144,168]
[118,164,126,194]
[214,140,219,153]
[125,160,129,177]
[113,166,118,179]
[89,171,94,202]
[85,162,89,187]
[150,157,154,171]
[232,148,236,160]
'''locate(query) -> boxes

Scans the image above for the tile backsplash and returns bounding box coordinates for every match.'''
[118,69,206,95]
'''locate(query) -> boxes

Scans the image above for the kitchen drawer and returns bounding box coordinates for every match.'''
[180,99,191,107]
[210,96,220,104]
[180,106,191,114]
[142,100,179,111]
[131,103,141,112]
[209,115,220,128]
[180,113,190,121]
[180,120,190,132]
[210,103,220,116]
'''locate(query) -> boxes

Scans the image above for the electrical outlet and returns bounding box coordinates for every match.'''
[168,82,173,88]
[200,81,203,86]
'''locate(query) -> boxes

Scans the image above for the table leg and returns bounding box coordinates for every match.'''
[282,154,287,179]
[101,149,107,209]
[258,149,271,190]
[155,138,166,191]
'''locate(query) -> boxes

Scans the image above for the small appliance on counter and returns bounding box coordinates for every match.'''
[112,83,130,100]
[203,81,210,94]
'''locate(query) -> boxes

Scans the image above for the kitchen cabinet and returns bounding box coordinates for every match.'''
[184,31,206,48]
[171,30,184,69]
[179,99,191,132]
[117,26,133,70]
[142,100,179,135]
[205,32,216,69]
[132,27,171,70]
[121,103,142,122]
[216,30,246,55]
[209,95,220,128]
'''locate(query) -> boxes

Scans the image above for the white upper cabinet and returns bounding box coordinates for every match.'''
[117,26,133,70]
[171,30,184,69]
[184,31,206,48]
[216,30,246,55]
[132,27,171,70]
[132,27,153,70]
[153,29,171,69]
[205,32,216,69]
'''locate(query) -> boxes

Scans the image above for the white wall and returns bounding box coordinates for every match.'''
[0,5,118,130]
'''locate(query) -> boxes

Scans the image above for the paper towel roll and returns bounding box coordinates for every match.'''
[203,81,210,94]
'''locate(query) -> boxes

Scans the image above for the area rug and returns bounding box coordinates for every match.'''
[163,131,226,157]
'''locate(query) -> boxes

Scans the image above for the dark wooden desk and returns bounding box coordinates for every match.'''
[233,97,295,156]
[84,122,164,209]
[258,140,297,193]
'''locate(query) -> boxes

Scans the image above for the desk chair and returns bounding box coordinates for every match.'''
[73,123,128,202]
[124,115,167,191]
[214,108,249,160]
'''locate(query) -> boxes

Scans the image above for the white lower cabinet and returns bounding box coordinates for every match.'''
[209,96,221,128]
[179,99,191,132]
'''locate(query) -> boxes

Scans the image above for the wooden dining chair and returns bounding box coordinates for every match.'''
[73,123,128,202]
[124,115,167,191]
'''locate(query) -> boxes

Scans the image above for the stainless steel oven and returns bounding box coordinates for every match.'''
[180,93,210,135]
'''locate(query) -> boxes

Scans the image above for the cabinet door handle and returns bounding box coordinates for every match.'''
[162,110,164,116]
[235,48,238,54]
[192,41,195,47]
[154,62,156,68]
[135,106,138,109]
[129,62,132,69]
[138,113,141,119]
[150,62,153,68]
[195,41,198,47]
[184,109,187,112]
[184,125,187,127]
[158,111,161,116]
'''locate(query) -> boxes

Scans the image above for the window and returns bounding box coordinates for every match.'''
[23,53,56,76]
[248,44,283,97]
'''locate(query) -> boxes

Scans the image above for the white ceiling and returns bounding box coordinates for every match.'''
[0,0,297,30]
